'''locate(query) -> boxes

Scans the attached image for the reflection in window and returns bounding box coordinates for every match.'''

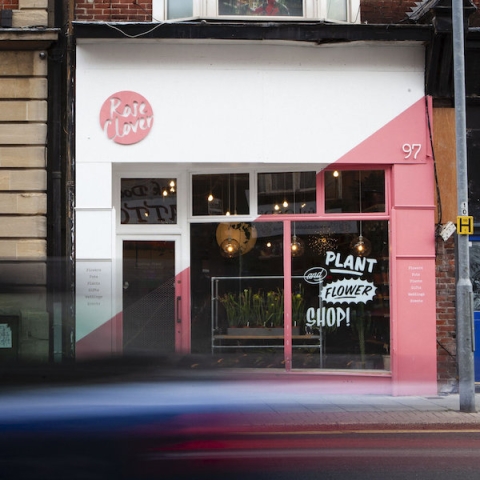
[291,220,390,370]
[325,170,385,213]
[121,178,177,224]
[218,0,303,16]
[192,173,250,216]
[258,171,316,215]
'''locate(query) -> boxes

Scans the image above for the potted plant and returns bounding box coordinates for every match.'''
[292,286,305,331]
[219,288,301,335]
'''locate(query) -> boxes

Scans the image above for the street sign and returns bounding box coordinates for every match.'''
[457,216,474,235]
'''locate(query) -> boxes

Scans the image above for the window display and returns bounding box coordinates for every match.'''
[190,219,390,371]
[290,220,389,370]
[191,222,287,367]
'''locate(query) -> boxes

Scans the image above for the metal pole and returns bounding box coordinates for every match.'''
[452,0,476,412]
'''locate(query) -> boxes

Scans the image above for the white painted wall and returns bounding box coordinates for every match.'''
[76,41,425,168]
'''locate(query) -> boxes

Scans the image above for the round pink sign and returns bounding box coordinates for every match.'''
[99,91,154,145]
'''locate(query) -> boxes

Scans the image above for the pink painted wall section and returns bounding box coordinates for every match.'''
[391,160,435,208]
[390,159,437,395]
[77,267,191,358]
[330,95,437,394]
[335,97,432,165]
[176,267,191,353]
[395,209,436,258]
[76,312,123,360]
[392,258,437,395]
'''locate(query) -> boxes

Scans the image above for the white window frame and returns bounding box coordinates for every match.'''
[152,0,361,23]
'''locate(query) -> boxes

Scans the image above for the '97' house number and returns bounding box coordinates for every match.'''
[402,143,422,160]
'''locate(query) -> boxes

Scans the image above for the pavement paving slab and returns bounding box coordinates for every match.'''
[226,394,480,432]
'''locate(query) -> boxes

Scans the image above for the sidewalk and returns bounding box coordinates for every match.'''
[238,393,480,431]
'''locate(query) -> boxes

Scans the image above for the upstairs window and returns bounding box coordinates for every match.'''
[153,0,360,23]
[219,1,303,16]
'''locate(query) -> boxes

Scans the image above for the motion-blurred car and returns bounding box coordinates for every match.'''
[0,356,317,480]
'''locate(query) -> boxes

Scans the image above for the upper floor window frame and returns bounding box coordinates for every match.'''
[152,0,361,23]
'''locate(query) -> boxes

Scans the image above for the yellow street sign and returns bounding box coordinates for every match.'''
[457,216,474,235]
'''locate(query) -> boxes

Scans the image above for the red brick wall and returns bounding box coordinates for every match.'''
[360,0,417,23]
[435,237,457,387]
[0,1,19,9]
[361,0,480,27]
[75,1,152,22]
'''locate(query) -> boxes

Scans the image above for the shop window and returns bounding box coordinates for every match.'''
[191,221,286,366]
[190,219,390,371]
[257,171,316,215]
[290,220,389,370]
[324,170,385,214]
[121,178,177,224]
[192,173,250,216]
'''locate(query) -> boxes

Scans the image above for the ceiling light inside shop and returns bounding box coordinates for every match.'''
[291,234,305,257]
[350,234,372,257]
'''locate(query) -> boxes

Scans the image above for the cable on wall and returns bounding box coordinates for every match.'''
[425,95,443,229]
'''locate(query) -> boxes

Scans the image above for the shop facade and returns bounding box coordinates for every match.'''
[74,36,437,394]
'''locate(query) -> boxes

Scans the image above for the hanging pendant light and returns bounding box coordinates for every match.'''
[291,234,304,257]
[350,234,371,257]
[220,237,240,258]
[350,173,371,257]
[290,181,304,257]
[216,222,257,258]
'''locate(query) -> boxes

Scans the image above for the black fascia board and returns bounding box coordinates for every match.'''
[72,20,432,44]
[467,27,480,46]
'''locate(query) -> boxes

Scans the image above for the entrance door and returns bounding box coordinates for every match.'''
[122,240,176,354]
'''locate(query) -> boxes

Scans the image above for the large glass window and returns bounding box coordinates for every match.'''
[189,166,389,371]
[290,220,389,370]
[190,218,390,371]
[191,221,287,367]
[121,178,177,224]
[325,170,385,214]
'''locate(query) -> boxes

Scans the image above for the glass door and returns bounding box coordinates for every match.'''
[122,240,176,354]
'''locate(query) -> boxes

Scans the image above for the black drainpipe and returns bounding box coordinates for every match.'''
[47,0,68,362]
